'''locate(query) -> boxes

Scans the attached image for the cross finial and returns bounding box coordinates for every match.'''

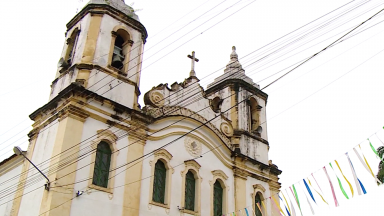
[187,51,199,77]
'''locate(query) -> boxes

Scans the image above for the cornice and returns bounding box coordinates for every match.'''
[0,154,24,176]
[205,79,268,101]
[58,104,90,122]
[30,83,151,123]
[54,63,141,97]
[233,129,269,145]
[233,167,249,180]
[66,4,148,43]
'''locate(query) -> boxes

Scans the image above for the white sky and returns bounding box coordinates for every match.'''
[0,0,383,215]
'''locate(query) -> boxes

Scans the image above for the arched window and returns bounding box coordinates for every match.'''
[153,160,167,204]
[92,141,112,188]
[255,193,263,216]
[65,28,80,65]
[249,97,261,133]
[185,170,196,211]
[213,180,223,216]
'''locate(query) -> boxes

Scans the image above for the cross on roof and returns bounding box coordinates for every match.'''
[187,51,199,77]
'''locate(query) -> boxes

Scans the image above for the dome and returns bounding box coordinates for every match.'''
[86,0,139,21]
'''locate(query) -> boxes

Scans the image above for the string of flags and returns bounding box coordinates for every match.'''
[221,127,384,216]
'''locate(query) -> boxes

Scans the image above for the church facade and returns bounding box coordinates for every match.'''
[0,1,282,216]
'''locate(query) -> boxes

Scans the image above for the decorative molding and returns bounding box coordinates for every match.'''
[184,159,201,171]
[233,167,248,180]
[154,149,173,161]
[184,137,202,158]
[58,104,89,122]
[97,129,118,142]
[220,121,234,137]
[211,170,228,180]
[148,91,165,107]
[252,184,266,193]
[147,106,231,147]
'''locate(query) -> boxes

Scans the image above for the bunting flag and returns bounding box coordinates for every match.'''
[335,160,354,197]
[272,195,286,216]
[300,183,315,215]
[282,191,292,215]
[270,197,283,216]
[256,203,263,216]
[354,146,382,184]
[261,200,267,216]
[311,173,324,194]
[291,185,303,216]
[346,152,366,195]
[279,195,291,216]
[329,163,349,199]
[303,179,316,204]
[244,208,250,216]
[368,138,384,162]
[285,189,297,216]
[323,166,339,207]
[307,178,328,205]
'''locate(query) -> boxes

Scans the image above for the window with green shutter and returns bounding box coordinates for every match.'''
[153,160,167,204]
[213,180,223,216]
[255,193,262,216]
[185,171,195,211]
[92,141,112,188]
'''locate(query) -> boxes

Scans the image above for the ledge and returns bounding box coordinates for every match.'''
[149,201,170,209]
[88,184,113,194]
[67,4,148,43]
[205,78,268,101]
[29,83,152,124]
[233,129,269,145]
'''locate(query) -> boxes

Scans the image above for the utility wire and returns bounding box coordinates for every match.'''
[261,6,384,90]
[0,0,376,194]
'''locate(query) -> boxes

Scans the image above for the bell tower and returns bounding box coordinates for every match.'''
[206,47,270,165]
[52,0,147,109]
[11,1,149,216]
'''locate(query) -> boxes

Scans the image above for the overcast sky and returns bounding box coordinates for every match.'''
[0,0,383,215]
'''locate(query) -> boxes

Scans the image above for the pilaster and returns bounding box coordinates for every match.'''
[10,138,37,216]
[121,130,147,216]
[233,156,248,212]
[38,106,88,216]
[78,11,103,87]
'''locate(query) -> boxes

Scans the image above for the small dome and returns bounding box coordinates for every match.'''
[86,0,139,21]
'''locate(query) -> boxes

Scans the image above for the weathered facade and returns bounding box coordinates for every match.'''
[0,0,281,216]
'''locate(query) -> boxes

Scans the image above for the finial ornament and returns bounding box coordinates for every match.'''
[187,51,199,77]
[230,46,238,60]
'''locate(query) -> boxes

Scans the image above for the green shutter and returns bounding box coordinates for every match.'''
[255,193,262,216]
[185,171,195,211]
[92,141,112,188]
[213,180,223,216]
[153,160,166,203]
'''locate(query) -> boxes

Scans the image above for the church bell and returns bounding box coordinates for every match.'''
[112,46,125,69]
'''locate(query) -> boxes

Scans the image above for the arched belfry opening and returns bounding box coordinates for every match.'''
[111,29,132,72]
[65,28,80,65]
[249,97,261,133]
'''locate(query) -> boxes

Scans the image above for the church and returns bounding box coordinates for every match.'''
[0,0,282,215]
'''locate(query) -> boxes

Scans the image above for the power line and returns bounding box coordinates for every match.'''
[0,0,376,194]
[261,6,384,90]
